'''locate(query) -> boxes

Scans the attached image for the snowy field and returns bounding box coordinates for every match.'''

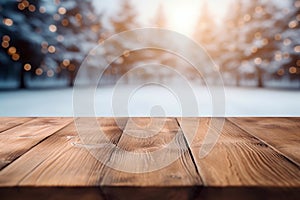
[0,85,299,117]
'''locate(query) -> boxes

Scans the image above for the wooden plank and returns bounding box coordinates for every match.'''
[0,118,72,170]
[0,118,33,133]
[178,118,300,187]
[0,118,127,186]
[0,187,105,200]
[0,186,299,200]
[101,186,202,200]
[100,118,202,186]
[228,117,300,166]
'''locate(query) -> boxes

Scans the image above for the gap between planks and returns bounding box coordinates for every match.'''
[177,118,300,187]
[0,118,299,188]
[0,118,73,171]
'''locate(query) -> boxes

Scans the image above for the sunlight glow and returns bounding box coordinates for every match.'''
[166,3,199,35]
[161,0,231,36]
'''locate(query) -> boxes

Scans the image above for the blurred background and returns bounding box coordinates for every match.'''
[0,0,299,116]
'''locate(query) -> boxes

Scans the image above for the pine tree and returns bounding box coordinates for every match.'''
[154,4,167,28]
[0,0,58,88]
[276,0,300,85]
[240,0,288,87]
[219,0,289,87]
[193,1,229,84]
[105,0,139,84]
[193,1,217,52]
[217,0,245,86]
[55,0,102,87]
[111,1,138,33]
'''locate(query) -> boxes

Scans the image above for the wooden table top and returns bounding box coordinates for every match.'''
[0,117,299,200]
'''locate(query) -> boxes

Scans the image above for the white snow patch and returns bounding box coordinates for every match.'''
[0,85,299,117]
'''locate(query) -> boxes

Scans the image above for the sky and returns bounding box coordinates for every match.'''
[93,0,233,36]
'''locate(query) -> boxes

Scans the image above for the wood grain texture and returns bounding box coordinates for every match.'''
[0,118,72,170]
[228,117,300,166]
[178,118,300,187]
[101,118,202,186]
[0,118,127,186]
[0,117,299,197]
[0,118,33,133]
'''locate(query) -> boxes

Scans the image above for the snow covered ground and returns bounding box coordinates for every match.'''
[0,85,299,117]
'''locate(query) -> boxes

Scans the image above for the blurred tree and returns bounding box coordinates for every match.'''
[218,0,289,87]
[0,0,58,88]
[216,0,244,86]
[193,1,217,53]
[154,4,167,28]
[275,0,300,85]
[56,0,102,87]
[240,0,288,88]
[111,1,138,33]
[106,0,139,84]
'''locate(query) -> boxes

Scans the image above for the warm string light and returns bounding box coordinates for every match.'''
[277,69,285,76]
[3,18,13,26]
[24,63,31,71]
[254,32,261,39]
[0,1,73,79]
[289,66,297,74]
[274,34,282,41]
[61,19,69,26]
[1,35,10,48]
[68,64,76,71]
[58,7,66,15]
[275,52,282,61]
[254,57,262,65]
[2,0,297,81]
[12,53,20,61]
[63,59,70,66]
[35,68,43,76]
[251,47,258,54]
[49,24,57,32]
[283,52,290,59]
[8,46,17,55]
[39,6,46,13]
[294,46,300,53]
[18,1,35,12]
[48,45,56,53]
[47,69,54,77]
[288,20,298,29]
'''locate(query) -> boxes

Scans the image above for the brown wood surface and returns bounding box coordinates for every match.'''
[0,118,33,133]
[0,118,72,170]
[228,117,300,166]
[0,117,299,199]
[100,118,201,186]
[177,118,300,187]
[0,118,127,186]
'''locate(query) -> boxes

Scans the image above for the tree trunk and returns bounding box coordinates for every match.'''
[256,67,263,88]
[236,73,241,87]
[69,73,75,87]
[19,69,26,89]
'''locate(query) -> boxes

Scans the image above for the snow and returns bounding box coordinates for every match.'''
[1,85,299,117]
